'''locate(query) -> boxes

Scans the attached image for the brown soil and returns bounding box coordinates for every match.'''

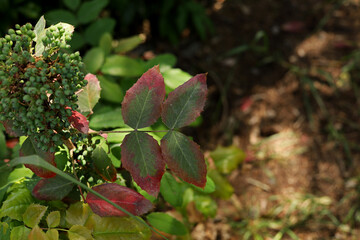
[157,0,360,239]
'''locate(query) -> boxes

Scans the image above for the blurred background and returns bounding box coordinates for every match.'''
[2,0,360,239]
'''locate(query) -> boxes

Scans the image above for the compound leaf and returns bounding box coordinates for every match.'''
[161,131,206,188]
[89,214,151,240]
[162,73,207,129]
[92,146,117,182]
[32,175,75,201]
[121,131,165,197]
[86,183,153,217]
[76,74,101,115]
[20,137,56,178]
[23,204,47,228]
[122,66,165,129]
[146,212,187,236]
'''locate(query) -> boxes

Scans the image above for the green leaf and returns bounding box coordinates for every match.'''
[63,0,81,11]
[46,211,61,228]
[83,48,105,73]
[65,202,92,227]
[34,15,46,42]
[92,146,117,182]
[147,213,187,236]
[162,68,192,93]
[121,66,165,129]
[101,55,145,77]
[85,18,115,46]
[32,174,75,200]
[68,225,93,240]
[161,131,207,188]
[23,204,47,228]
[76,74,101,115]
[0,186,33,221]
[162,74,207,129]
[0,130,7,159]
[160,172,184,207]
[55,148,69,171]
[97,75,124,104]
[99,32,112,56]
[77,0,109,24]
[194,195,217,218]
[114,35,145,54]
[121,132,165,196]
[190,175,215,194]
[89,214,151,240]
[10,226,31,240]
[35,41,45,57]
[210,145,245,174]
[89,108,126,130]
[145,54,177,72]
[208,170,234,199]
[28,225,47,240]
[7,167,33,182]
[70,32,86,50]
[45,229,59,240]
[45,10,78,25]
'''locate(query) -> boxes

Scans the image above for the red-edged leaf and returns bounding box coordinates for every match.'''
[76,74,101,115]
[121,132,165,197]
[162,74,207,129]
[121,66,165,129]
[1,120,24,137]
[92,146,117,182]
[20,137,56,178]
[67,109,89,134]
[32,175,74,200]
[161,131,206,188]
[86,183,153,217]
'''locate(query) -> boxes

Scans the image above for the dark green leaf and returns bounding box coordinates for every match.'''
[101,55,145,77]
[161,131,207,188]
[63,0,81,11]
[97,75,123,103]
[89,108,126,130]
[83,48,105,73]
[69,32,86,50]
[0,130,7,159]
[77,0,109,24]
[147,213,187,236]
[32,175,75,201]
[84,18,115,46]
[45,10,78,25]
[99,32,112,56]
[92,146,117,182]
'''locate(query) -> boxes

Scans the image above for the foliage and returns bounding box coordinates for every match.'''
[0,16,216,239]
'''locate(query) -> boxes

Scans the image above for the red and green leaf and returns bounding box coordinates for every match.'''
[121,66,165,129]
[20,137,56,178]
[76,73,101,115]
[160,131,206,188]
[32,175,74,201]
[67,108,89,134]
[92,145,117,182]
[86,183,153,217]
[161,74,207,129]
[121,131,165,197]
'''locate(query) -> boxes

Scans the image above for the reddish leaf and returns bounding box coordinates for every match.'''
[92,146,117,182]
[162,74,207,129]
[67,108,89,134]
[161,131,206,188]
[20,137,56,178]
[86,183,153,217]
[121,66,165,129]
[76,74,101,115]
[1,120,24,137]
[281,21,305,33]
[32,175,74,200]
[6,138,19,148]
[121,132,165,197]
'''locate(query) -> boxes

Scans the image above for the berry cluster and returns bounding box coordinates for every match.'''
[0,23,87,152]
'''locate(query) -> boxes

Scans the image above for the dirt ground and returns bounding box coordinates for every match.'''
[157,0,360,239]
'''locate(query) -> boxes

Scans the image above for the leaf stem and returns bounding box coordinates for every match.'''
[90,130,169,134]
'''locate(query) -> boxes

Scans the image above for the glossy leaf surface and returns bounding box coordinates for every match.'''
[89,214,151,240]
[92,146,117,182]
[162,73,207,129]
[161,131,206,188]
[147,212,188,236]
[67,109,89,134]
[76,74,101,115]
[23,204,47,228]
[122,66,165,129]
[32,175,74,201]
[121,131,165,196]
[20,137,56,178]
[86,183,153,217]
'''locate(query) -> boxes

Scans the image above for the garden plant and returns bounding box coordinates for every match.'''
[0,16,212,240]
